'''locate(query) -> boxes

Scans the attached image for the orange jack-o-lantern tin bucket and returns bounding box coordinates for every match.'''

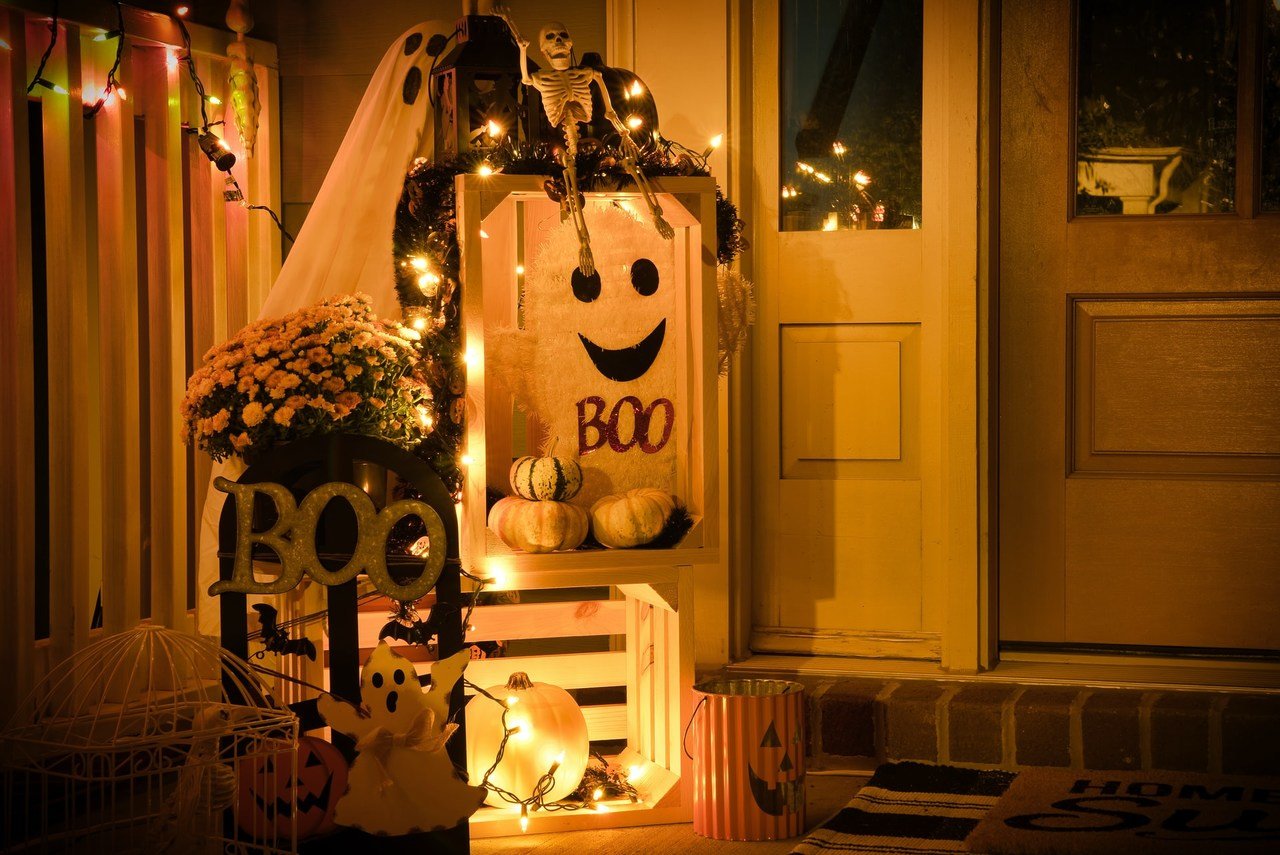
[688,678,805,840]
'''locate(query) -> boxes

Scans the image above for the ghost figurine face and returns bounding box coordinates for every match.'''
[538,22,574,70]
[359,643,426,730]
[513,205,679,506]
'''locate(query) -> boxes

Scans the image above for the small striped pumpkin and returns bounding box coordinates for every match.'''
[509,449,584,501]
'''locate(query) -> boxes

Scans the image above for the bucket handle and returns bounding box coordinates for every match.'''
[681,695,708,760]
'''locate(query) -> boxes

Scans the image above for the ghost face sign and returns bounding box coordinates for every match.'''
[515,205,679,506]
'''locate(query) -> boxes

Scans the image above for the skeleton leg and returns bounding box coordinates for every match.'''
[561,122,595,275]
[620,145,675,240]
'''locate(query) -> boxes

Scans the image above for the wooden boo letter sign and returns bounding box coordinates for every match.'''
[210,477,446,601]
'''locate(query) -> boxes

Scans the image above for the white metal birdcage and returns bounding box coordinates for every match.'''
[1,624,299,854]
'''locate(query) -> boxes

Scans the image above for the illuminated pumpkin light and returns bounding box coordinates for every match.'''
[466,672,589,808]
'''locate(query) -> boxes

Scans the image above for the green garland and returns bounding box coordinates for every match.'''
[391,141,747,495]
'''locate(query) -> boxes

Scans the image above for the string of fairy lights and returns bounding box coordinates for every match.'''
[21,1,293,242]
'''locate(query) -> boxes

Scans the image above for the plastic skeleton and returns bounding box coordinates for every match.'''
[150,706,239,853]
[505,19,674,275]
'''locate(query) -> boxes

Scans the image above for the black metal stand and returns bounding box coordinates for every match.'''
[216,433,470,854]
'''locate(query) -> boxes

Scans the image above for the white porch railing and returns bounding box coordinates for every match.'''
[0,2,281,720]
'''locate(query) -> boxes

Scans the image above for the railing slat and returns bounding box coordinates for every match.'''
[246,62,281,313]
[0,8,38,721]
[40,19,101,661]
[137,43,189,628]
[89,33,144,635]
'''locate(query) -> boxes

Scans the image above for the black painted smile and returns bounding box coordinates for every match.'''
[578,319,666,382]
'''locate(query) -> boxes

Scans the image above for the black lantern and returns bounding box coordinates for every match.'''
[430,15,542,156]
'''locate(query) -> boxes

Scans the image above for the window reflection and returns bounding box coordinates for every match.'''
[1263,0,1280,211]
[1076,0,1238,216]
[780,0,923,231]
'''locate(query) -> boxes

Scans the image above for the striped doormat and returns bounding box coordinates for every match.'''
[792,762,1016,854]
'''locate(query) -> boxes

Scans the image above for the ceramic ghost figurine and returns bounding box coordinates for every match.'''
[491,205,678,507]
[318,645,484,835]
[500,15,673,276]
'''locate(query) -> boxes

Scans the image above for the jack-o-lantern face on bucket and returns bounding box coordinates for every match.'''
[747,721,803,817]
[237,736,348,839]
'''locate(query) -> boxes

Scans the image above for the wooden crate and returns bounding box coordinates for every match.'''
[455,174,721,575]
[341,570,695,837]
[466,570,695,836]
[451,174,720,835]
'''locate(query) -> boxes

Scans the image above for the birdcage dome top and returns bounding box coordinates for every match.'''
[2,624,293,756]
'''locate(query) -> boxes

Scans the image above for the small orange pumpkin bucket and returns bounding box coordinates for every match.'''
[687,678,805,840]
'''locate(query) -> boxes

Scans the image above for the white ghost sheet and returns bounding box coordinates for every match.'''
[492,205,680,508]
[260,22,449,320]
[318,645,485,835]
[197,22,449,634]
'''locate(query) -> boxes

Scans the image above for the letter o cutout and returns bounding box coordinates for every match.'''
[366,499,447,601]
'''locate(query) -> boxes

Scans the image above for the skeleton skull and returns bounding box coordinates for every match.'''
[538,22,573,70]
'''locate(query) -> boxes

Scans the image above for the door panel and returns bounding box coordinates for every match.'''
[999,0,1280,652]
[1065,479,1280,649]
[1072,298,1280,476]
[780,323,920,480]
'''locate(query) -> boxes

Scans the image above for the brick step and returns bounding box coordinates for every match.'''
[752,677,1280,776]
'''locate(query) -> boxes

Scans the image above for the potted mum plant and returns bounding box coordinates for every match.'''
[181,293,435,464]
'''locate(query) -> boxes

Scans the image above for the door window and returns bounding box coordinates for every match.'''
[779,0,923,231]
[1075,0,1239,216]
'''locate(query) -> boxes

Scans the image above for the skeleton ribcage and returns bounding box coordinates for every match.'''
[539,71,595,128]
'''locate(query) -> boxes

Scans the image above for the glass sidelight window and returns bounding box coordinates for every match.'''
[1264,0,1280,211]
[780,0,923,231]
[1075,0,1239,216]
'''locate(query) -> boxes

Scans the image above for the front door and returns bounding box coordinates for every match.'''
[999,0,1280,653]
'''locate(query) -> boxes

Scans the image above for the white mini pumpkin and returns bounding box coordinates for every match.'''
[589,488,678,548]
[488,497,589,553]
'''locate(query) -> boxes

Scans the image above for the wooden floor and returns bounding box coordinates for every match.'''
[473,773,866,855]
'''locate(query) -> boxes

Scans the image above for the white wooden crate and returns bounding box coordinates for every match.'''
[464,569,695,837]
[450,174,720,835]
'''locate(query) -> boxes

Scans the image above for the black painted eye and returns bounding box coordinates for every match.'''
[559,32,569,39]
[393,669,405,685]
[572,267,601,302]
[402,67,422,105]
[305,751,323,767]
[545,33,555,40]
[371,672,384,689]
[630,258,659,296]
[404,33,422,55]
